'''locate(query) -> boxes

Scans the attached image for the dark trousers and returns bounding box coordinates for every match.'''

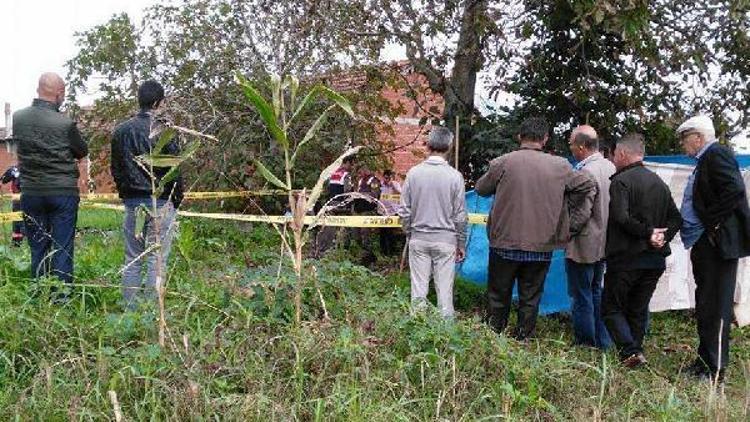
[602,268,663,359]
[379,228,397,255]
[691,235,737,371]
[565,259,612,349]
[11,199,23,242]
[21,195,80,284]
[486,250,551,339]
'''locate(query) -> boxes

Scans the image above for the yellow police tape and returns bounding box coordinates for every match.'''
[0,203,488,227]
[0,190,291,202]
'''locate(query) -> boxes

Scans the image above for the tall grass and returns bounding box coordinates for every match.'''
[0,210,749,419]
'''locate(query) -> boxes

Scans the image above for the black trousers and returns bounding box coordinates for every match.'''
[602,268,663,359]
[486,251,551,339]
[379,228,397,255]
[691,235,737,371]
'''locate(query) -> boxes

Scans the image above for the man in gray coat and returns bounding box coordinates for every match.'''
[476,117,596,340]
[565,125,616,349]
[399,126,468,318]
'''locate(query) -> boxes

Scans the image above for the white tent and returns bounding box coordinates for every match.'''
[645,162,750,324]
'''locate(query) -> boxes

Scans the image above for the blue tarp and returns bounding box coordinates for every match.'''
[457,190,571,315]
[456,154,750,315]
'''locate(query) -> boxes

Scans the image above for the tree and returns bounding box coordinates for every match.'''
[65,0,399,199]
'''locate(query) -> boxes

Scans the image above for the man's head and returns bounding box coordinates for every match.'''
[676,115,715,157]
[568,125,599,161]
[341,156,354,170]
[383,169,394,182]
[37,73,65,107]
[427,125,453,155]
[138,80,165,110]
[612,133,646,170]
[517,117,549,146]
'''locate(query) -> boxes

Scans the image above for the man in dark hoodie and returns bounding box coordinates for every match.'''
[602,133,682,369]
[13,72,88,291]
[111,80,184,309]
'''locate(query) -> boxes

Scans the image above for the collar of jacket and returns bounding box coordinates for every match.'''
[519,144,544,152]
[611,161,643,179]
[425,155,447,164]
[137,109,155,119]
[32,98,60,112]
[695,141,718,162]
[577,152,604,168]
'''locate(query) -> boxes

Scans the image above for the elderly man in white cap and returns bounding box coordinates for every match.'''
[677,115,750,383]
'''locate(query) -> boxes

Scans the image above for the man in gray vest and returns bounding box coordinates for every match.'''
[13,73,88,293]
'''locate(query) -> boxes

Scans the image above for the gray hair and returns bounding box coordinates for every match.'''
[616,133,646,157]
[428,126,453,153]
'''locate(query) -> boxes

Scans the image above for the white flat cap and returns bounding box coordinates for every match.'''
[676,115,715,138]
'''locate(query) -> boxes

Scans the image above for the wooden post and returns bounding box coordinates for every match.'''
[454,116,460,169]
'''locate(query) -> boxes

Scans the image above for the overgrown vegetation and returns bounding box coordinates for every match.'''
[1,209,749,419]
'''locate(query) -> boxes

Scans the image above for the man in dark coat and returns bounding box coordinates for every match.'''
[677,115,750,382]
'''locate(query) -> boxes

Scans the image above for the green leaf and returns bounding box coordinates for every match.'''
[140,154,185,167]
[290,105,333,167]
[286,75,300,110]
[270,73,282,119]
[289,84,354,127]
[307,146,362,213]
[254,159,289,190]
[319,86,354,118]
[153,127,176,154]
[235,72,288,148]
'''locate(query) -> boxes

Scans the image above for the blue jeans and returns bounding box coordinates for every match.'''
[122,199,178,309]
[565,259,612,349]
[21,195,80,284]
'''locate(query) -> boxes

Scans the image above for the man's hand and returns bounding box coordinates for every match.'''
[455,247,466,263]
[650,228,667,248]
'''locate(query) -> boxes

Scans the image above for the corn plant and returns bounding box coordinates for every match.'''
[236,72,358,326]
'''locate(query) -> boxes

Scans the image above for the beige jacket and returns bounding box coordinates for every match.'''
[475,147,597,252]
[566,153,616,263]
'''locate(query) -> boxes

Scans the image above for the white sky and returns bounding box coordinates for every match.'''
[0,0,154,114]
[0,0,746,149]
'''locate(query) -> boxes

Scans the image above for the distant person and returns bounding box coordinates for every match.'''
[677,116,750,382]
[13,72,88,296]
[1,165,24,246]
[353,165,382,264]
[379,169,402,255]
[602,133,681,369]
[111,80,184,310]
[326,156,353,209]
[565,126,616,350]
[399,126,467,318]
[475,117,596,341]
[314,156,354,256]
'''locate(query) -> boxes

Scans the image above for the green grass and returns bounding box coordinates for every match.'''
[0,208,748,420]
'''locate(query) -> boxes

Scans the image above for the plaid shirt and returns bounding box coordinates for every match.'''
[494,248,553,262]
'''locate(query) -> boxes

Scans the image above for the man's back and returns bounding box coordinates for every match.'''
[13,100,86,196]
[476,148,592,252]
[606,163,681,266]
[400,156,466,246]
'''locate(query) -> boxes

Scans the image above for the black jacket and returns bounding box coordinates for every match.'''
[111,111,184,207]
[693,143,750,259]
[605,162,682,270]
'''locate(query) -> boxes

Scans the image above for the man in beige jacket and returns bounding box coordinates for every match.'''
[476,117,596,340]
[565,125,616,349]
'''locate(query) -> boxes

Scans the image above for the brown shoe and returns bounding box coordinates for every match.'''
[621,353,647,369]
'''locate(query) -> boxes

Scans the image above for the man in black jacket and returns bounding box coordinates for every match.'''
[111,80,184,309]
[677,115,750,382]
[602,133,682,368]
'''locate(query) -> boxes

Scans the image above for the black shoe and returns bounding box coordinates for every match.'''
[698,369,726,384]
[684,359,709,377]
